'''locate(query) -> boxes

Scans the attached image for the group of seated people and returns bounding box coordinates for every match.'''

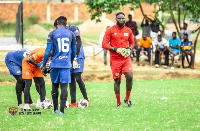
[135,32,194,69]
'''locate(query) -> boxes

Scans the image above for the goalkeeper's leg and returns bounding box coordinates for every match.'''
[114,77,121,106]
[124,72,133,107]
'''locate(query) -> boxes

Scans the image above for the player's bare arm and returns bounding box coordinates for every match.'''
[162,46,168,53]
[26,56,38,66]
[76,36,81,56]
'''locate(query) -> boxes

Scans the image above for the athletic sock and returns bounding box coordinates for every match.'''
[115,94,121,105]
[125,91,131,100]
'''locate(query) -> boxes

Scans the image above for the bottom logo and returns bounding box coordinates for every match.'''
[115,73,119,76]
[9,107,18,116]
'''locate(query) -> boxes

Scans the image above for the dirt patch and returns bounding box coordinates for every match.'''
[27,24,49,34]
[136,72,200,81]
[82,73,113,82]
[78,17,114,34]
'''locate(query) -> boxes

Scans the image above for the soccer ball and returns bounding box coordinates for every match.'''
[36,98,53,109]
[77,99,89,108]
[65,101,69,109]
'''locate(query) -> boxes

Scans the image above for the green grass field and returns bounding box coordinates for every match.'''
[0,79,200,130]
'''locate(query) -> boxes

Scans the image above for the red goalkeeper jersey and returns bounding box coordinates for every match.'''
[102,24,135,60]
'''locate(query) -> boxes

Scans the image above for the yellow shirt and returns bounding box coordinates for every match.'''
[138,37,152,48]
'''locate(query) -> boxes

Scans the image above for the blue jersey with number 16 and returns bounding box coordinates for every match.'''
[47,27,76,68]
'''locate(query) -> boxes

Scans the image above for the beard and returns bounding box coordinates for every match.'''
[117,22,125,28]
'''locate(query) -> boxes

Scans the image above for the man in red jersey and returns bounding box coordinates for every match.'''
[102,12,135,107]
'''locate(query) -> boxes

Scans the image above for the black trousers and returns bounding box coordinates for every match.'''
[33,77,46,102]
[155,48,169,65]
[136,48,151,63]
[13,75,33,105]
[24,77,46,104]
[182,52,194,67]
[69,72,88,103]
[52,83,68,113]
[103,49,107,65]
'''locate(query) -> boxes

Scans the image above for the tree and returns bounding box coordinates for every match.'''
[147,0,200,66]
[85,0,200,67]
[85,0,140,22]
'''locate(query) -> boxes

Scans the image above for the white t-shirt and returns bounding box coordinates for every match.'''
[179,29,195,40]
[155,38,168,49]
[99,31,106,47]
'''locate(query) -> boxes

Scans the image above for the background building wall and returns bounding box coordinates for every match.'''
[0,2,155,22]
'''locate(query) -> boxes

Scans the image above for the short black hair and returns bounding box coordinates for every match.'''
[184,22,188,26]
[116,12,125,17]
[172,32,176,35]
[184,33,188,37]
[157,35,162,38]
[57,16,67,26]
[54,18,58,27]
[128,14,132,17]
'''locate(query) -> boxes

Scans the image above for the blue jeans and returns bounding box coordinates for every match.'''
[136,48,151,63]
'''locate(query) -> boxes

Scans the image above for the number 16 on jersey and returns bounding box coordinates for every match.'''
[57,38,70,52]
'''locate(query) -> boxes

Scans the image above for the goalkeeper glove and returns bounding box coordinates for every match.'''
[123,48,131,58]
[116,48,126,56]
[72,57,79,69]
[40,63,47,77]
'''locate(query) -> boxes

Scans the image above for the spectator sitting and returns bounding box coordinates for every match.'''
[179,23,200,41]
[154,35,169,68]
[169,32,181,70]
[136,34,152,66]
[181,33,194,69]
[99,26,110,65]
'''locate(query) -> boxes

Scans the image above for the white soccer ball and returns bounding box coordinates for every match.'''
[36,99,41,108]
[65,101,70,109]
[77,99,89,109]
[36,98,53,109]
[43,99,53,109]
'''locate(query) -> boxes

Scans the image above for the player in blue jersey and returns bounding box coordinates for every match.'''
[54,18,89,107]
[42,16,76,114]
[67,25,89,107]
[5,49,34,108]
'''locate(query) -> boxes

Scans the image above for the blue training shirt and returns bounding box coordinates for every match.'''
[169,37,181,52]
[67,25,85,59]
[5,49,31,66]
[47,27,76,68]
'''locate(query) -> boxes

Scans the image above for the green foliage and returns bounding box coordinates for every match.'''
[0,20,16,35]
[0,79,200,130]
[0,74,15,82]
[81,34,100,41]
[26,15,40,25]
[85,0,140,22]
[38,23,53,31]
[68,21,84,26]
[0,20,16,30]
[24,15,40,30]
